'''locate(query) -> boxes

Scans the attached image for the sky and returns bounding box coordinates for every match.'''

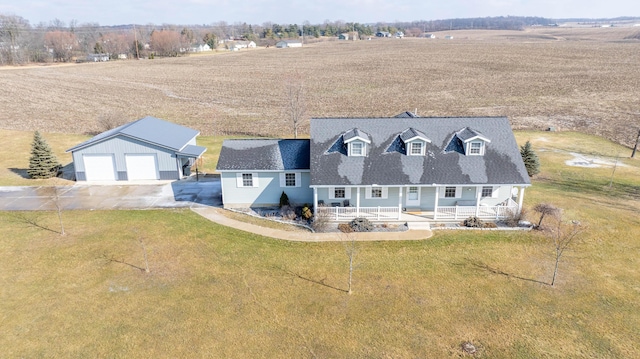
[1,0,639,26]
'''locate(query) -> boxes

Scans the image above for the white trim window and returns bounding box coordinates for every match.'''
[329,187,352,200]
[409,141,425,156]
[440,186,461,198]
[366,186,388,199]
[468,141,485,155]
[481,186,498,198]
[349,141,366,156]
[279,172,301,187]
[236,173,259,187]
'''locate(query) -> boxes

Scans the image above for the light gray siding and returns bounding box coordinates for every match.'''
[71,136,180,181]
[221,171,313,208]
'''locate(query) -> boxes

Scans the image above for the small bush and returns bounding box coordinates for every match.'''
[484,222,498,228]
[301,205,313,220]
[280,205,296,220]
[338,223,353,233]
[349,217,374,232]
[463,216,484,228]
[279,192,290,208]
[503,208,527,227]
[311,210,331,232]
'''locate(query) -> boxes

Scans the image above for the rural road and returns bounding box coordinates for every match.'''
[0,178,222,211]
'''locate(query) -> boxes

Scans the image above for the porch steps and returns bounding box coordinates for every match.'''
[407,221,431,231]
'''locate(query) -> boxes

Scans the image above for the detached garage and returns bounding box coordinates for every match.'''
[67,116,206,182]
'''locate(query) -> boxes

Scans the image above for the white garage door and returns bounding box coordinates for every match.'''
[125,154,158,180]
[83,155,116,181]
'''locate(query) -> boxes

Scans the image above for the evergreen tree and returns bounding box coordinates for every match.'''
[520,140,540,177]
[27,131,61,179]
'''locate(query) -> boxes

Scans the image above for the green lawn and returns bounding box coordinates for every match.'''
[1,131,639,357]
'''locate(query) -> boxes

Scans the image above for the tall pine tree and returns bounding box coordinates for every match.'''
[27,131,61,179]
[520,140,540,177]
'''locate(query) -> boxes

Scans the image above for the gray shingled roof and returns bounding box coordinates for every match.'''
[399,127,430,143]
[310,117,530,186]
[216,139,310,171]
[456,127,488,142]
[66,116,200,153]
[342,128,370,143]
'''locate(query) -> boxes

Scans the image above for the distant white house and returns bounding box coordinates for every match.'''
[229,41,256,51]
[339,33,349,40]
[395,31,404,38]
[192,44,212,52]
[276,40,302,48]
[423,33,436,39]
[87,53,109,62]
[445,35,454,40]
[117,54,127,59]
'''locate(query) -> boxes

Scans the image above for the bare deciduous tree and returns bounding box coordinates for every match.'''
[533,203,559,229]
[44,30,77,62]
[150,29,183,57]
[343,233,358,295]
[96,110,126,132]
[284,74,307,139]
[48,186,65,235]
[545,214,583,286]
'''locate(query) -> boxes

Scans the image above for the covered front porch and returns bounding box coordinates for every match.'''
[313,185,526,222]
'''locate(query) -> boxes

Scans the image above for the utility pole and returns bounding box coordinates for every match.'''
[133,24,140,59]
[632,129,640,158]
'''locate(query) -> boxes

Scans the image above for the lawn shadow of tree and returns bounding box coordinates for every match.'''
[276,266,348,293]
[460,259,549,286]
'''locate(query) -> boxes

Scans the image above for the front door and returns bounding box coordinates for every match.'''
[405,186,420,207]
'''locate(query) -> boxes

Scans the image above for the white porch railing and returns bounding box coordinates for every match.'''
[316,206,400,221]
[436,198,518,220]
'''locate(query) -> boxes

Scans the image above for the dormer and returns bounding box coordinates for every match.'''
[342,128,371,157]
[455,127,491,156]
[400,128,431,156]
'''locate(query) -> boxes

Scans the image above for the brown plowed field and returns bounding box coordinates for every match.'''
[1,27,639,145]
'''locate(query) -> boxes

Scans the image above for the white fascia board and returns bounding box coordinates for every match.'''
[462,135,491,143]
[343,136,371,144]
[404,136,431,143]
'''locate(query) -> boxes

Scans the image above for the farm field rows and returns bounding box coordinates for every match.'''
[1,27,639,146]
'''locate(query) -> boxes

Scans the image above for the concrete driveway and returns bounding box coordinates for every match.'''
[0,176,222,211]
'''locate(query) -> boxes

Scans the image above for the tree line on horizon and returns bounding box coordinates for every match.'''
[1,13,637,65]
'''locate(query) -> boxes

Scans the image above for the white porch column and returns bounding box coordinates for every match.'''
[433,186,439,220]
[397,186,403,220]
[518,186,525,214]
[475,186,482,217]
[356,186,360,216]
[313,187,318,214]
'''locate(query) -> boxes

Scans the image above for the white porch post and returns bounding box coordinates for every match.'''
[313,187,318,214]
[398,186,403,220]
[518,186,525,214]
[356,186,360,216]
[475,186,481,217]
[433,186,439,220]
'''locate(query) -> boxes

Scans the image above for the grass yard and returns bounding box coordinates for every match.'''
[1,132,639,358]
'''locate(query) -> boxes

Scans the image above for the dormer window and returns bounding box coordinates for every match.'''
[350,141,365,156]
[409,141,424,156]
[398,128,431,156]
[452,127,491,156]
[342,128,371,157]
[468,141,484,155]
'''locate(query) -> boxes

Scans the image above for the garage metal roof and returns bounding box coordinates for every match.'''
[66,116,200,153]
